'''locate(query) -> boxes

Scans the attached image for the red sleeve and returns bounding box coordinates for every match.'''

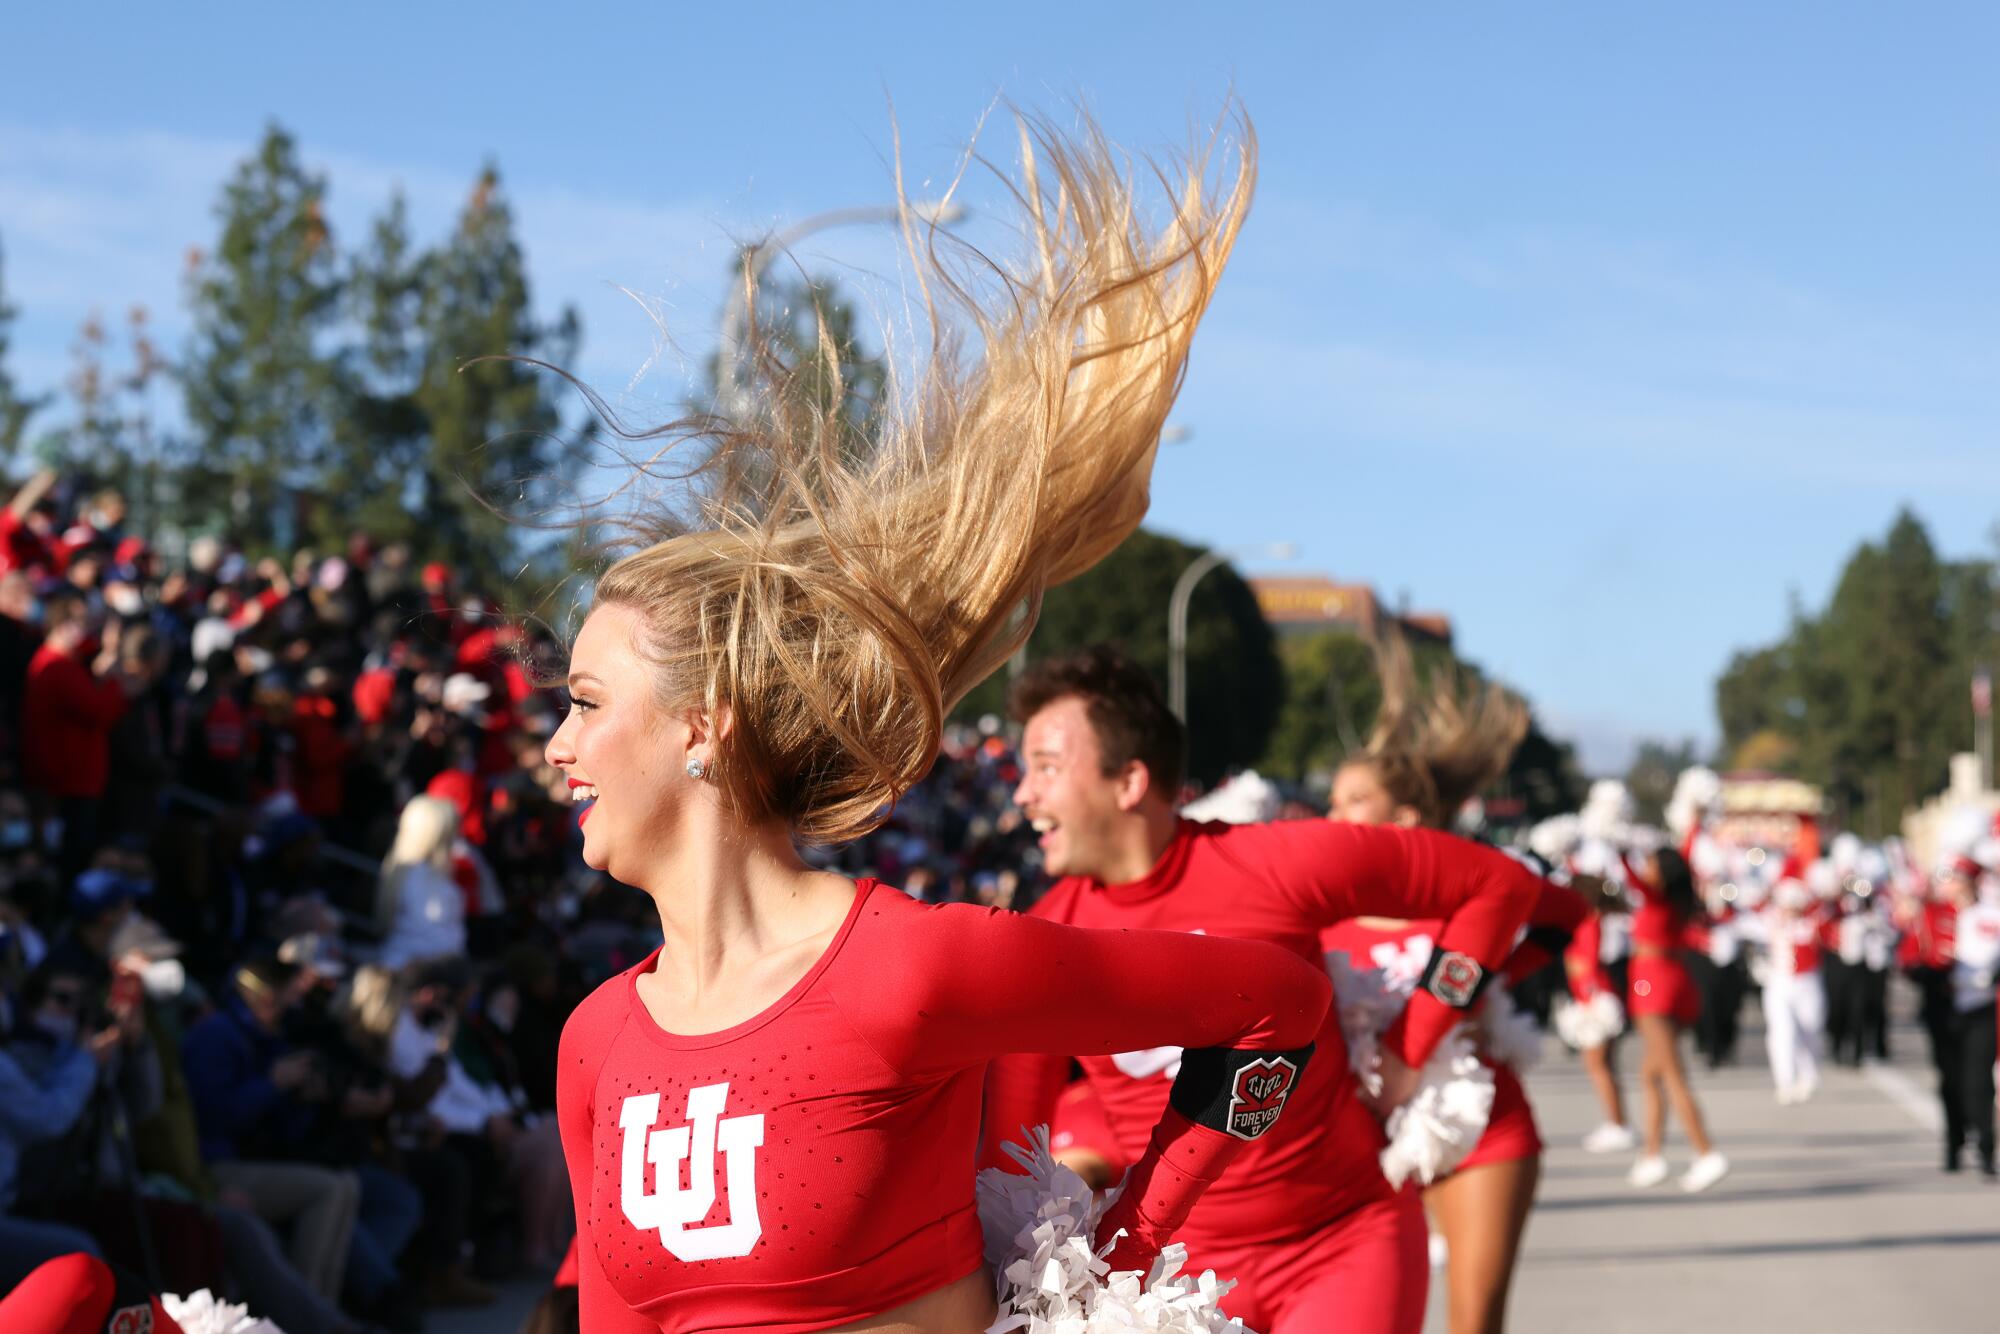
[1564,915,1605,999]
[980,890,1084,1170]
[555,980,662,1334]
[1224,821,1544,1065]
[1501,879,1593,984]
[842,895,1330,1226]
[833,897,1329,1083]
[46,656,128,729]
[1620,853,1663,906]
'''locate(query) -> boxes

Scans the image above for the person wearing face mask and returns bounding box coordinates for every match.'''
[0,966,119,1288]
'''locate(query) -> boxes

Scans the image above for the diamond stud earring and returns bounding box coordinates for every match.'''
[685,758,707,780]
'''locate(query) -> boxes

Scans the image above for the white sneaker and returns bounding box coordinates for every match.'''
[1680,1151,1730,1193]
[1628,1155,1670,1188]
[1583,1122,1639,1153]
[1775,1085,1797,1106]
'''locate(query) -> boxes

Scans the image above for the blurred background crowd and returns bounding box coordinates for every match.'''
[0,468,1039,1334]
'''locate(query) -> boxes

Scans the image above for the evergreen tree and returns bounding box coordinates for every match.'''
[1714,508,1974,827]
[181,124,341,550]
[328,192,430,547]
[403,167,582,587]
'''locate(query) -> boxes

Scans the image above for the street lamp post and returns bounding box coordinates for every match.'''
[1168,541,1296,720]
[713,200,966,420]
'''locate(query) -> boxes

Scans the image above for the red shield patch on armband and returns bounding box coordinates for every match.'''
[1428,951,1484,1007]
[1225,1056,1299,1141]
[108,1303,154,1334]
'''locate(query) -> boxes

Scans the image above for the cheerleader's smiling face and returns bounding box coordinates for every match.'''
[1014,694,1153,880]
[546,603,704,883]
[1328,761,1422,828]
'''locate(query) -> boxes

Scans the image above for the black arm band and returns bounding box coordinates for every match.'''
[1169,1043,1315,1142]
[1416,947,1495,1009]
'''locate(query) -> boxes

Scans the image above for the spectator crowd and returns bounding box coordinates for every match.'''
[0,470,1040,1332]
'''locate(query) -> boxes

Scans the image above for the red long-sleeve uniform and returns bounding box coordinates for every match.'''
[557,879,1329,1334]
[1320,878,1586,1174]
[981,819,1544,1328]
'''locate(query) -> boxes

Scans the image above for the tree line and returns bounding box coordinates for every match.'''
[1713,508,1993,836]
[0,125,582,589]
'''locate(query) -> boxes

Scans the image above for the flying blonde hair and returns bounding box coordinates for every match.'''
[578,106,1255,844]
[375,795,460,931]
[1347,627,1529,829]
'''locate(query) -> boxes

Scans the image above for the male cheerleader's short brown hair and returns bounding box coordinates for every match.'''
[1009,645,1187,801]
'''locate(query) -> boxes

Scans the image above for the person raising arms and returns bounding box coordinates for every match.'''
[550,106,1336,1334]
[985,646,1549,1334]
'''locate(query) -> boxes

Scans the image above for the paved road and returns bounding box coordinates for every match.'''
[1483,984,1994,1333]
[440,982,1991,1334]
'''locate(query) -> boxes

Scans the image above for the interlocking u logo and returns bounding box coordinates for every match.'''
[619,1082,766,1261]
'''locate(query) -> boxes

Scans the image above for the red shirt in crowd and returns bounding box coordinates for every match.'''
[21,642,126,799]
[981,819,1544,1252]
[290,693,350,820]
[557,878,1328,1334]
[0,510,56,579]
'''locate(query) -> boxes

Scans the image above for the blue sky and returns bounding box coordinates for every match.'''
[4,4,1996,772]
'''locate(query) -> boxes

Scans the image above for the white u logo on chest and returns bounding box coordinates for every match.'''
[618,1082,765,1261]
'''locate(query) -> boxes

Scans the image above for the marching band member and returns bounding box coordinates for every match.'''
[1938,856,2000,1176]
[1741,879,1830,1104]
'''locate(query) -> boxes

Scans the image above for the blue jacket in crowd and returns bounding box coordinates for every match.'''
[180,994,315,1162]
[0,1040,96,1208]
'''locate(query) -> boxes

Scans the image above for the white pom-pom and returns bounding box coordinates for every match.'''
[1475,986,1542,1072]
[1552,992,1625,1050]
[162,1290,285,1334]
[1330,954,1496,1188]
[977,1125,1251,1334]
[1371,1028,1496,1189]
